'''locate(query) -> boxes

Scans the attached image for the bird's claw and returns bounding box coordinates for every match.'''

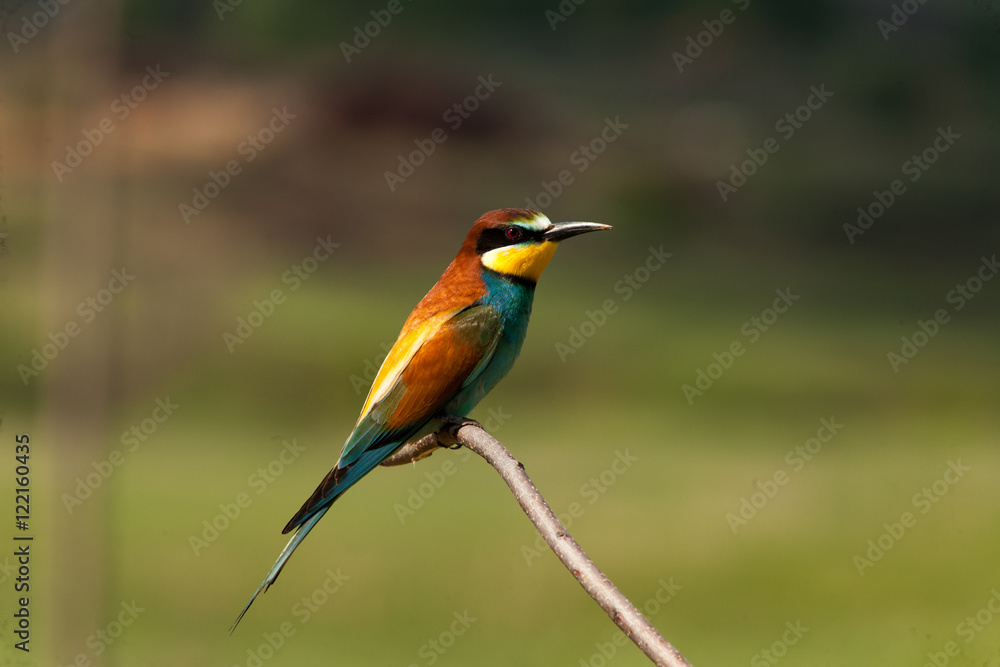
[436,414,481,448]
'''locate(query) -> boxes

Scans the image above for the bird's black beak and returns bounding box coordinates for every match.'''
[543,221,613,242]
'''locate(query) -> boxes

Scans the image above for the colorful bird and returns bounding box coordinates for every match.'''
[231,208,610,630]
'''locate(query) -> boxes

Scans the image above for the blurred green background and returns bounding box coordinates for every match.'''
[1,1,999,666]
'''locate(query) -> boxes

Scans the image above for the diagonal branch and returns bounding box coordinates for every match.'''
[382,422,692,667]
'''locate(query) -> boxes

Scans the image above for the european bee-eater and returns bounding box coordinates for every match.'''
[232,208,610,629]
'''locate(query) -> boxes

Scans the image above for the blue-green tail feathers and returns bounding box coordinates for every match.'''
[229,508,327,633]
[282,439,404,534]
[229,439,406,633]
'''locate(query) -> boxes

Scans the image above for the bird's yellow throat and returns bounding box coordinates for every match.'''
[480,241,558,283]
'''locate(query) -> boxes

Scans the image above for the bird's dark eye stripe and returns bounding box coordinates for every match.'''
[476,226,543,255]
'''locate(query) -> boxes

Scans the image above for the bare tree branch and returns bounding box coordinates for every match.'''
[379,432,444,467]
[382,421,692,667]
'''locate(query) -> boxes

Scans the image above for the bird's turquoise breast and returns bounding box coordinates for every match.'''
[444,269,536,415]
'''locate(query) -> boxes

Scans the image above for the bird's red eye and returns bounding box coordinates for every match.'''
[505,227,522,241]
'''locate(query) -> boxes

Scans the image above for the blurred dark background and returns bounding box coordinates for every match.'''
[1,1,998,666]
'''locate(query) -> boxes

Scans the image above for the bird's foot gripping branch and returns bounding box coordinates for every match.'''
[379,415,478,465]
